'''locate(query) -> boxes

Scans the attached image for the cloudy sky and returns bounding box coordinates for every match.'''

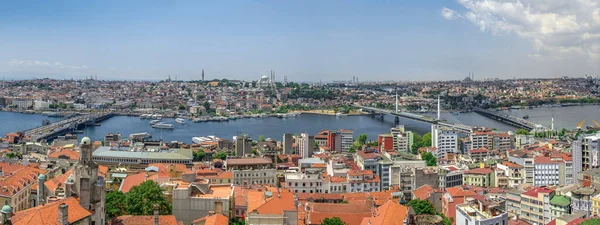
[0,0,598,81]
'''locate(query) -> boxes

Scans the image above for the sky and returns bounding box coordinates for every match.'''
[0,0,598,81]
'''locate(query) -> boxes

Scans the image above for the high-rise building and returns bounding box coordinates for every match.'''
[573,134,600,176]
[391,125,413,152]
[296,133,314,158]
[282,133,294,155]
[339,129,354,153]
[235,135,252,156]
[432,125,458,158]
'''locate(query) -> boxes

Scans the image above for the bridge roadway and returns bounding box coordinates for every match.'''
[356,105,473,132]
[472,108,537,130]
[23,112,114,142]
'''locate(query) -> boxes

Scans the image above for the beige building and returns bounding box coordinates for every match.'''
[520,187,554,225]
[172,175,234,225]
[0,163,46,212]
[496,161,525,188]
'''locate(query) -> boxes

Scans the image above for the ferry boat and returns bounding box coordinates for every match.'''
[175,118,186,124]
[156,114,163,120]
[129,132,152,140]
[152,122,174,129]
[149,120,161,125]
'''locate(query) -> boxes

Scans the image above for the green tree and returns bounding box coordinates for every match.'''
[193,149,206,161]
[421,152,437,166]
[348,146,355,153]
[559,128,568,137]
[125,180,172,215]
[214,151,228,160]
[178,104,186,110]
[580,219,600,225]
[259,135,266,142]
[106,191,127,219]
[321,217,346,225]
[407,199,437,215]
[357,134,368,145]
[421,132,432,147]
[515,128,530,135]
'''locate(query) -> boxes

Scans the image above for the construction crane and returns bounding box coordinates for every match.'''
[587,120,600,130]
[593,120,600,128]
[577,120,586,130]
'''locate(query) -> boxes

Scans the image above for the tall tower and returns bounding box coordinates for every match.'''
[202,69,205,81]
[437,95,441,120]
[74,137,105,225]
[395,89,399,113]
[37,174,46,206]
[284,75,288,86]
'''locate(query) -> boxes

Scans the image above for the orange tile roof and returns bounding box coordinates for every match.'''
[98,165,109,178]
[445,186,477,198]
[44,169,73,193]
[464,168,493,175]
[534,156,563,164]
[11,197,92,225]
[111,215,181,225]
[0,163,46,197]
[501,161,523,169]
[359,200,408,225]
[120,172,148,193]
[191,213,228,225]
[249,191,296,215]
[412,184,435,200]
[48,148,79,160]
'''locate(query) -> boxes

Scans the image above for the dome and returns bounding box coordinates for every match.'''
[38,174,46,180]
[261,75,269,79]
[81,137,91,146]
[1,205,11,214]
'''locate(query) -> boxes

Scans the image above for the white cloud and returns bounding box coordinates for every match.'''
[443,0,600,59]
[441,7,459,20]
[8,59,89,70]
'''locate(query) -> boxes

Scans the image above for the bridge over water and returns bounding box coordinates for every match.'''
[22,112,115,142]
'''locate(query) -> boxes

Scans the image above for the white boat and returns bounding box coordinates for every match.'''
[150,120,161,125]
[139,114,147,119]
[152,122,173,129]
[129,132,152,140]
[175,118,186,124]
[151,114,158,119]
[156,114,163,120]
[336,113,347,117]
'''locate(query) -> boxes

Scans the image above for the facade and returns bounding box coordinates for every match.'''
[92,145,193,167]
[520,187,554,225]
[296,133,314,159]
[172,179,234,225]
[534,156,563,186]
[0,163,46,212]
[347,170,380,193]
[492,133,513,151]
[496,162,525,188]
[508,151,535,184]
[570,187,596,217]
[470,131,492,150]
[455,198,508,225]
[226,158,276,186]
[572,134,600,176]
[433,128,459,158]
[462,168,494,187]
[378,134,394,152]
[505,189,523,218]
[339,129,354,153]
[592,193,600,216]
[284,169,323,194]
[438,166,463,189]
[550,195,571,219]
[468,148,489,162]
[235,135,253,157]
[391,125,413,152]
[282,133,294,155]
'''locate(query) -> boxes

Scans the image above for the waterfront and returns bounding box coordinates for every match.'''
[2,105,598,143]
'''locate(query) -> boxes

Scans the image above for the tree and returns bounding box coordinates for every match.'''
[213,151,228,160]
[559,128,568,137]
[106,191,127,218]
[421,132,432,148]
[515,128,530,135]
[321,217,346,225]
[193,149,206,161]
[178,104,186,110]
[407,199,436,215]
[421,152,437,166]
[258,135,266,142]
[125,180,172,215]
[357,134,368,146]
[581,219,600,225]
[348,146,355,153]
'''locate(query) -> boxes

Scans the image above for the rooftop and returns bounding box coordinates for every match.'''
[226,157,272,166]
[111,215,182,225]
[11,197,92,225]
[550,195,571,207]
[93,146,192,160]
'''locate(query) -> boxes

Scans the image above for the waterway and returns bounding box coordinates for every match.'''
[1,105,598,143]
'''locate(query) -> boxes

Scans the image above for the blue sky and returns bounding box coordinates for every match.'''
[1,0,598,81]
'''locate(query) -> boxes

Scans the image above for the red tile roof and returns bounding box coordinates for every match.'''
[44,169,73,193]
[463,168,493,175]
[412,184,436,200]
[192,213,228,225]
[469,148,488,153]
[534,156,563,164]
[120,172,148,193]
[306,202,372,225]
[523,187,554,197]
[111,215,182,225]
[501,161,523,168]
[359,200,408,225]
[11,197,92,225]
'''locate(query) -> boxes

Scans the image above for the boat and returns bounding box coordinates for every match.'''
[156,114,163,120]
[522,115,529,119]
[152,122,174,129]
[140,114,148,119]
[336,113,347,117]
[151,114,158,119]
[150,120,161,125]
[129,132,152,140]
[175,118,186,124]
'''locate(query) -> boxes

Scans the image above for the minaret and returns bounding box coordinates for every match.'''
[202,69,205,81]
[551,117,554,131]
[437,95,441,120]
[395,89,399,113]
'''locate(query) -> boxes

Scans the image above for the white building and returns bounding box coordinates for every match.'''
[391,125,413,152]
[347,170,380,193]
[470,131,492,150]
[339,129,354,153]
[12,98,32,109]
[33,100,50,110]
[284,169,324,194]
[572,133,600,176]
[533,156,562,186]
[456,198,508,225]
[296,133,313,159]
[433,127,458,158]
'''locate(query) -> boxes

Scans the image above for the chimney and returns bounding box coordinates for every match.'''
[59,203,68,225]
[153,204,160,225]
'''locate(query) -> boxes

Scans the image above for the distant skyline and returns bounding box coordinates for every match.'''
[0,0,598,81]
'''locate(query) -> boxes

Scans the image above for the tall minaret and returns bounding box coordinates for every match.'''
[202,69,205,81]
[551,117,555,131]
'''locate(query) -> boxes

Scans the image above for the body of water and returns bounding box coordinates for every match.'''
[1,105,598,143]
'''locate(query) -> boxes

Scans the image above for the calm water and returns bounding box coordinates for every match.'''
[2,106,597,143]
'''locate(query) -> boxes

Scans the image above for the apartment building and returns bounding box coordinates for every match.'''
[572,134,600,176]
[492,132,513,151]
[284,169,323,194]
[391,125,413,152]
[438,165,463,189]
[509,150,535,184]
[296,133,314,159]
[468,148,489,162]
[462,168,494,187]
[347,170,380,193]
[496,162,525,188]
[470,131,492,150]
[377,134,394,152]
[455,198,508,225]
[339,129,354,153]
[433,128,459,158]
[226,158,276,186]
[520,187,554,225]
[534,156,563,186]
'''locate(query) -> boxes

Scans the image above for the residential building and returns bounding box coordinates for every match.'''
[12,98,32,109]
[570,186,596,217]
[592,193,600,216]
[172,176,234,225]
[235,135,253,157]
[438,165,463,189]
[462,168,494,187]
[572,134,600,176]
[303,201,372,225]
[534,156,563,186]
[455,198,508,225]
[282,133,294,155]
[470,131,492,150]
[391,125,413,152]
[505,189,523,218]
[492,132,513,151]
[297,133,314,159]
[433,128,459,158]
[9,197,93,225]
[114,214,183,225]
[284,169,323,194]
[496,162,525,188]
[226,157,276,186]
[347,170,380,193]
[520,187,554,225]
[509,150,535,184]
[442,186,478,222]
[468,148,489,162]
[377,134,394,152]
[339,129,354,153]
[514,134,536,149]
[550,195,571,219]
[359,200,409,225]
[245,189,298,225]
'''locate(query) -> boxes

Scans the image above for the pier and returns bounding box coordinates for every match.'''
[473,108,538,130]
[22,112,115,142]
